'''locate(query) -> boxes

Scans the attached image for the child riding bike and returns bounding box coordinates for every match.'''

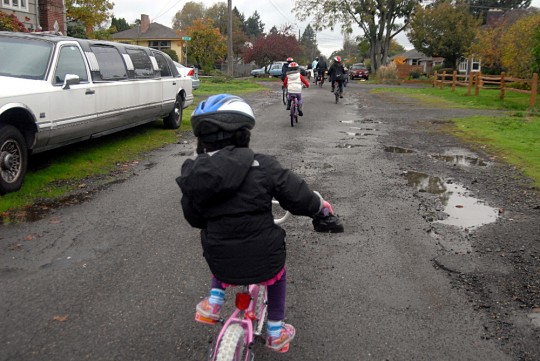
[329,56,346,98]
[283,62,310,116]
[176,94,343,353]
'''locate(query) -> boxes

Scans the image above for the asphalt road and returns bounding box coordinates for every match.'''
[0,80,535,360]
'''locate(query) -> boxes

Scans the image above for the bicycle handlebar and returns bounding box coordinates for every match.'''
[272,200,291,225]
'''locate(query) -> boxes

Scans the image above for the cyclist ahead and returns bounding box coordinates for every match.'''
[315,56,327,84]
[329,56,346,98]
[280,57,294,82]
[177,94,343,353]
[283,62,310,116]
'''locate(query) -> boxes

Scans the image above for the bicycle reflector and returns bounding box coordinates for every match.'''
[235,292,251,310]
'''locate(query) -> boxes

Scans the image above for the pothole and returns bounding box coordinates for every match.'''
[336,144,366,148]
[430,154,488,166]
[340,119,382,124]
[403,171,499,230]
[385,146,416,154]
[340,131,375,137]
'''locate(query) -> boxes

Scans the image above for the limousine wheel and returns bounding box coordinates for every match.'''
[163,94,184,129]
[0,124,28,195]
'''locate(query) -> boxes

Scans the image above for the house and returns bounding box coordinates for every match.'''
[0,0,65,33]
[112,14,183,63]
[393,49,444,75]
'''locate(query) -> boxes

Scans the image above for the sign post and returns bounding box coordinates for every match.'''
[182,36,191,66]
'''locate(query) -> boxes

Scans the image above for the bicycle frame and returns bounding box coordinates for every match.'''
[209,284,267,361]
[207,201,289,360]
[289,95,298,127]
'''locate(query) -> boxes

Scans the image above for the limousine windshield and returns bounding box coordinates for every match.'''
[0,37,53,80]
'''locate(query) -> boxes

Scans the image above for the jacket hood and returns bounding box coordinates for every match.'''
[177,146,255,204]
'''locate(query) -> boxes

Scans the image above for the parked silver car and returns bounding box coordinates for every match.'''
[174,62,200,90]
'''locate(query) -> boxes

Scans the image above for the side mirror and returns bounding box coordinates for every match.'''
[62,74,80,89]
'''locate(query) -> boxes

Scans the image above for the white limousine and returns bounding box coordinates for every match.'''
[0,31,194,195]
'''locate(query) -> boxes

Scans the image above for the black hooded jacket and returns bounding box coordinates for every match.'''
[177,146,322,285]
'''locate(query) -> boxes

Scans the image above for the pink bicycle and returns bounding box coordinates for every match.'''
[203,201,290,361]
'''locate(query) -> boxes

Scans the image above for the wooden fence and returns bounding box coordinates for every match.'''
[433,71,539,107]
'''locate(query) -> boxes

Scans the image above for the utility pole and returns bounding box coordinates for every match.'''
[227,0,233,76]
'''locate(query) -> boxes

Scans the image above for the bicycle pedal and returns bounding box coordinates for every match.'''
[195,312,218,325]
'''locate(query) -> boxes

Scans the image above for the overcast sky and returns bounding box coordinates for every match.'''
[111,0,412,57]
[111,0,540,57]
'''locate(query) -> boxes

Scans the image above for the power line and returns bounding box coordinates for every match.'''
[152,0,184,23]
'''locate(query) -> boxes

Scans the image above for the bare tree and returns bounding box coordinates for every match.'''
[294,0,420,73]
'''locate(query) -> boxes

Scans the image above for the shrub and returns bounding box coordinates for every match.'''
[376,63,399,84]
[0,11,28,32]
[162,49,179,62]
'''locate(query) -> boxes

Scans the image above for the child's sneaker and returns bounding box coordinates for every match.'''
[195,298,221,324]
[266,323,295,352]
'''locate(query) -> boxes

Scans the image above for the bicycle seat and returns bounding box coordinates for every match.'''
[290,94,298,99]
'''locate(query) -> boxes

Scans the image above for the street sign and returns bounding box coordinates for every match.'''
[182,36,191,41]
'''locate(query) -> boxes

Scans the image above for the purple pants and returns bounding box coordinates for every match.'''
[211,269,287,321]
[288,93,303,104]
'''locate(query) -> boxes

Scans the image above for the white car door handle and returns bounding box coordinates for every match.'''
[85,89,95,95]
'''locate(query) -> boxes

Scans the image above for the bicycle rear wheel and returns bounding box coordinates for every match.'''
[335,89,339,103]
[254,286,268,337]
[215,324,246,361]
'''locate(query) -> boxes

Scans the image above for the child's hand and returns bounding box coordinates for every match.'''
[320,200,334,217]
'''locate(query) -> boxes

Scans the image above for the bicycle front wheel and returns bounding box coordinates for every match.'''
[282,87,287,105]
[215,324,246,361]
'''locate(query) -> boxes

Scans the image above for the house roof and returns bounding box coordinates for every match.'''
[393,49,443,62]
[112,22,178,40]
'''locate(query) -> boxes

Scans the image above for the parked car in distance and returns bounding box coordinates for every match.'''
[269,61,287,77]
[250,67,267,77]
[349,63,369,80]
[0,31,194,195]
[174,61,200,90]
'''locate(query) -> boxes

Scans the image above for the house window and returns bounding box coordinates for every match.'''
[3,0,28,12]
[148,40,171,50]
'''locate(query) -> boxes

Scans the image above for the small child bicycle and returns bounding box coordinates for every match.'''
[199,201,290,361]
[289,94,299,127]
[198,201,343,360]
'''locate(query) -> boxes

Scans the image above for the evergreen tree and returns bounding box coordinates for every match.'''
[110,16,130,33]
[245,11,265,38]
[300,24,319,62]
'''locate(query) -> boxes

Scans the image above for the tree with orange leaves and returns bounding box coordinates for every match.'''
[184,18,227,73]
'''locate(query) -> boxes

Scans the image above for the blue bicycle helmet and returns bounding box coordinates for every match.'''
[191,94,255,137]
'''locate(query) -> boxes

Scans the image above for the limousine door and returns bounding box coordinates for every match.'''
[47,44,96,145]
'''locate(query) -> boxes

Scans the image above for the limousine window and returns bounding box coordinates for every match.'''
[126,48,154,78]
[90,44,128,80]
[0,37,52,79]
[152,51,172,77]
[54,45,89,85]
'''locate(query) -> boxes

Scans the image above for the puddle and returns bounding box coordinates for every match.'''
[403,171,498,229]
[431,154,488,166]
[336,144,366,148]
[385,146,416,154]
[340,131,375,137]
[349,127,379,131]
[340,119,382,124]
